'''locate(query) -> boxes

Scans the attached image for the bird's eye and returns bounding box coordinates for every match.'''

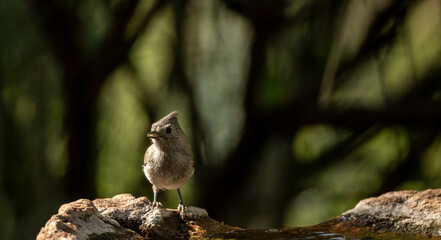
[165,127,172,134]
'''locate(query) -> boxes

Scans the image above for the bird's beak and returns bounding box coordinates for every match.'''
[146,131,159,138]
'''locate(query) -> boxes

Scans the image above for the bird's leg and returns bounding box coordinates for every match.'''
[177,188,186,213]
[177,188,184,205]
[152,188,162,208]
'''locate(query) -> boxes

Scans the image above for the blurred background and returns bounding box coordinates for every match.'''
[1,0,441,239]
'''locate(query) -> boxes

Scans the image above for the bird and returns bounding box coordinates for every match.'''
[143,111,194,212]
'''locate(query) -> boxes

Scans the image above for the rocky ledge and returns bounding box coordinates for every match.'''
[36,194,237,239]
[37,189,441,239]
[330,189,441,237]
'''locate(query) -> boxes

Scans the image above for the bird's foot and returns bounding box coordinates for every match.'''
[152,201,163,208]
[177,204,187,215]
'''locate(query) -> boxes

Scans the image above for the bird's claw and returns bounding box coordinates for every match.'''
[177,204,187,215]
[152,201,163,208]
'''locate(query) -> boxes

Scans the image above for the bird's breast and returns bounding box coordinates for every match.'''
[143,145,194,190]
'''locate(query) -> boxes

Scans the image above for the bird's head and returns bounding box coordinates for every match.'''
[146,111,185,146]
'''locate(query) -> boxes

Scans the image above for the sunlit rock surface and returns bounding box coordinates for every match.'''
[37,194,235,239]
[335,189,441,236]
[37,190,441,239]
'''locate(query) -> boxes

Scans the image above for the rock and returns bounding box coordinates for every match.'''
[36,198,141,240]
[38,190,441,239]
[37,194,236,239]
[334,189,441,236]
[92,194,152,235]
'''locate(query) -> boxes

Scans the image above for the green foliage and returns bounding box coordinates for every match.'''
[96,68,149,197]
[1,0,441,239]
[294,125,349,163]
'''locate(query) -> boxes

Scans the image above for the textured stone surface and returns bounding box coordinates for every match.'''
[337,189,441,236]
[36,198,141,240]
[38,190,441,239]
[92,194,152,235]
[37,194,234,239]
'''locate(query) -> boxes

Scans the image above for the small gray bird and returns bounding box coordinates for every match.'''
[143,111,194,211]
